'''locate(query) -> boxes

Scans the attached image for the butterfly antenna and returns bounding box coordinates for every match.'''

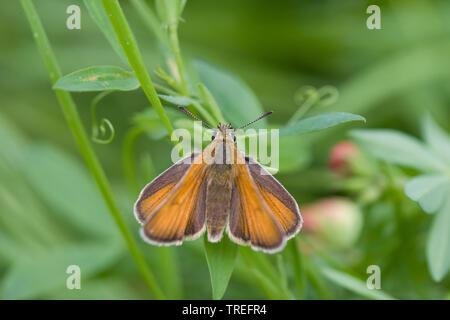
[178,106,212,129]
[238,111,273,129]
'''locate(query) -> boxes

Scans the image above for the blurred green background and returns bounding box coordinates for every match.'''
[0,0,449,300]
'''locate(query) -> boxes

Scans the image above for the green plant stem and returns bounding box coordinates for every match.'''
[123,126,148,195]
[168,22,189,95]
[101,0,175,144]
[239,248,292,299]
[131,0,169,46]
[21,0,164,299]
[154,82,178,96]
[234,263,287,299]
[190,101,217,128]
[160,0,189,96]
[288,239,307,299]
[304,258,332,299]
[122,127,183,299]
[276,255,291,298]
[289,99,315,124]
[155,66,184,93]
[157,247,183,299]
[197,83,226,124]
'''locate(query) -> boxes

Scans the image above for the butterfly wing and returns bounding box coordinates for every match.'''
[134,153,199,223]
[227,153,286,253]
[246,156,302,238]
[135,152,208,245]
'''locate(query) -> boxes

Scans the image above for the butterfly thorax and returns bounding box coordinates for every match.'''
[209,125,236,164]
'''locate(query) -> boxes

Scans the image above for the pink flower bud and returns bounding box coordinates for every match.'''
[301,197,363,249]
[328,141,360,176]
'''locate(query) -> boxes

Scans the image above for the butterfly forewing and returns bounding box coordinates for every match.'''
[134,153,199,223]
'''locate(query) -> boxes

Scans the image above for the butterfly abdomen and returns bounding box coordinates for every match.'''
[205,164,233,242]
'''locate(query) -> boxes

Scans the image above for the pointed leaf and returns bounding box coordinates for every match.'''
[197,83,226,123]
[83,0,127,62]
[278,135,311,173]
[194,59,267,128]
[50,278,140,300]
[320,267,395,300]
[427,197,450,281]
[238,247,291,299]
[280,112,365,137]
[422,115,450,164]
[158,94,194,106]
[350,129,447,172]
[21,144,118,237]
[134,108,184,140]
[1,243,122,299]
[404,174,450,213]
[53,66,140,92]
[204,236,238,300]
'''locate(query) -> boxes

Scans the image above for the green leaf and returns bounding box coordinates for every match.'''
[134,108,184,140]
[320,267,396,300]
[0,115,27,165]
[404,174,450,214]
[193,59,267,128]
[197,83,226,123]
[238,247,291,299]
[154,0,169,24]
[204,236,238,300]
[179,0,188,16]
[280,112,366,137]
[164,0,180,25]
[83,0,127,62]
[160,91,217,127]
[20,144,118,238]
[350,129,447,172]
[155,0,185,25]
[0,234,25,264]
[158,94,194,106]
[50,278,140,300]
[53,66,140,92]
[422,115,450,164]
[427,197,450,281]
[1,242,122,299]
[278,135,311,173]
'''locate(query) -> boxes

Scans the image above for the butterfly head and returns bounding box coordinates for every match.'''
[177,106,273,145]
[212,123,235,143]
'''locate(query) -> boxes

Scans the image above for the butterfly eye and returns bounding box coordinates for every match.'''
[211,135,216,141]
[233,136,236,142]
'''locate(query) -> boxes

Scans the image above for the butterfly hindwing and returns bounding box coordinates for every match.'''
[227,152,285,252]
[246,156,302,238]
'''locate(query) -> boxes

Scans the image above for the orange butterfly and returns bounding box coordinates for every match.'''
[134,107,302,253]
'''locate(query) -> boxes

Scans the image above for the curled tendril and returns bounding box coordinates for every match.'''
[289,85,339,123]
[293,85,319,106]
[91,91,115,144]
